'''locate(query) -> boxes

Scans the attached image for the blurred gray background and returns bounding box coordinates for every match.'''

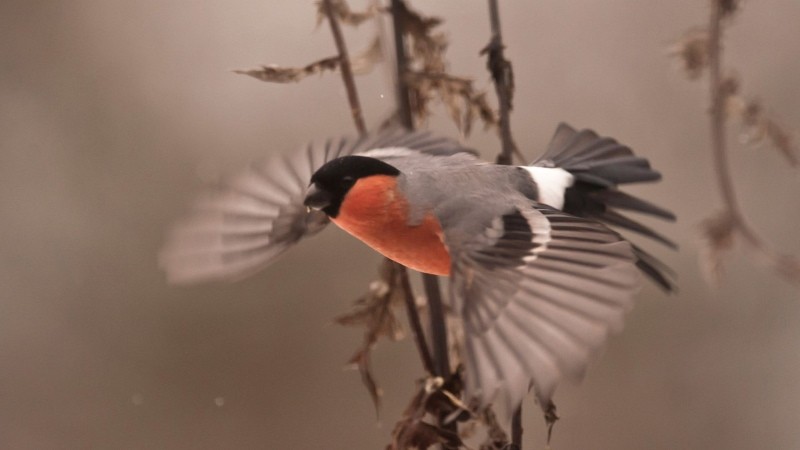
[2,1,799,448]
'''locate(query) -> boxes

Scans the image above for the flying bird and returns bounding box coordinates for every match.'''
[160,123,675,414]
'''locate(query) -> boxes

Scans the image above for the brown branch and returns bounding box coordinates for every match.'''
[389,0,438,377]
[322,0,367,135]
[396,260,436,374]
[391,0,451,380]
[322,0,439,413]
[423,273,451,379]
[485,1,525,447]
[391,0,414,129]
[484,0,518,166]
[392,1,456,448]
[706,0,800,284]
[510,405,523,449]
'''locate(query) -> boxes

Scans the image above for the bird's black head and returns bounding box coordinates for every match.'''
[304,155,400,218]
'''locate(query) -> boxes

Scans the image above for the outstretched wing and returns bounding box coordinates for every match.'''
[159,128,476,284]
[444,203,640,415]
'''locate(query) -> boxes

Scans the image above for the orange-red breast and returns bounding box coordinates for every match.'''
[161,124,676,414]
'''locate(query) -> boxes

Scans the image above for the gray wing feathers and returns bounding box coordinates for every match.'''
[159,153,330,284]
[450,205,639,414]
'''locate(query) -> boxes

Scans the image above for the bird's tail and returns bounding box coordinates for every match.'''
[533,123,677,291]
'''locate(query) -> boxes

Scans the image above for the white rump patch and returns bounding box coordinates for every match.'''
[521,166,574,210]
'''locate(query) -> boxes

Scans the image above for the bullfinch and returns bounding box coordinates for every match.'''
[160,123,675,414]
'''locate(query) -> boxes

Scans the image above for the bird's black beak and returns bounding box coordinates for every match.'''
[303,184,332,211]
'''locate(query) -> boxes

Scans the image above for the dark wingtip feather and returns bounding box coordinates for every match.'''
[600,209,678,249]
[632,244,677,293]
[595,190,677,221]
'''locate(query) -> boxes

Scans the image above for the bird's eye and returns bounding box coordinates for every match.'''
[342,176,355,184]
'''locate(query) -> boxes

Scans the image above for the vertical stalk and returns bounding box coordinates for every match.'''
[390,0,414,129]
[390,0,451,380]
[396,261,436,374]
[707,0,737,221]
[391,1,455,447]
[322,0,367,135]
[486,0,523,446]
[487,0,517,166]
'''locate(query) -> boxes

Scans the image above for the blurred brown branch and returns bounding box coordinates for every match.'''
[320,0,438,415]
[484,0,518,167]
[233,56,340,83]
[672,0,800,286]
[321,0,367,135]
[482,1,524,448]
[392,0,498,136]
[391,1,458,448]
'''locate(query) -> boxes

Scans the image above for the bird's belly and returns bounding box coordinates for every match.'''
[331,213,451,276]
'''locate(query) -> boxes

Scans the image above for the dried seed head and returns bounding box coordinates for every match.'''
[699,210,737,286]
[717,0,741,18]
[669,28,710,79]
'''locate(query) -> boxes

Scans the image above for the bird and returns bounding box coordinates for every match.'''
[160,123,676,416]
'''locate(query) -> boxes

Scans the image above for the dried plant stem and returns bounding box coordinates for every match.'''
[707,1,800,283]
[486,1,524,446]
[322,0,367,135]
[391,0,455,447]
[486,0,518,166]
[510,405,523,449]
[390,0,451,378]
[423,274,451,378]
[391,0,414,129]
[324,0,436,390]
[397,261,436,374]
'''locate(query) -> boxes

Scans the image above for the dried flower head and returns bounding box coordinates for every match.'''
[669,28,710,79]
[316,0,378,27]
[336,260,407,413]
[717,0,741,18]
[699,210,737,285]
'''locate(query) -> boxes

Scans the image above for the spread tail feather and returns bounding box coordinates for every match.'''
[534,123,676,291]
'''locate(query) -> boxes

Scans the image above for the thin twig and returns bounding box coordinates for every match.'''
[485,1,524,446]
[391,0,455,447]
[391,0,451,378]
[423,274,451,378]
[485,0,518,166]
[391,0,414,129]
[324,0,436,394]
[510,405,523,449]
[322,0,367,135]
[707,0,800,283]
[396,261,436,374]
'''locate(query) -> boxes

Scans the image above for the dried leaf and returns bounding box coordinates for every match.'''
[728,97,799,167]
[480,37,515,111]
[542,400,559,444]
[389,421,461,450]
[388,377,465,450]
[395,0,443,67]
[668,28,710,80]
[478,407,509,450]
[336,259,406,413]
[348,349,383,414]
[718,0,741,18]
[699,209,737,285]
[316,0,378,27]
[233,56,340,84]
[351,36,384,75]
[406,71,498,135]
